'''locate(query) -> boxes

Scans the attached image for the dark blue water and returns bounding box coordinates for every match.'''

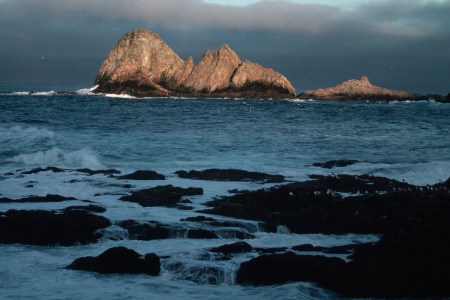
[1,90,449,184]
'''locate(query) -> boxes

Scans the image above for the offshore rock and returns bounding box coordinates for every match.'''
[67,246,160,276]
[93,29,295,99]
[299,76,424,101]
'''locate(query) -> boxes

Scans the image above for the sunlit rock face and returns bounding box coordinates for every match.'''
[94,29,296,99]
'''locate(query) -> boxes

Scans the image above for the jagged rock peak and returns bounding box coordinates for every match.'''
[183,44,241,92]
[93,28,296,99]
[95,28,184,85]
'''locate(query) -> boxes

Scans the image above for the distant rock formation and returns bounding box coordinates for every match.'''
[93,29,296,99]
[298,76,425,101]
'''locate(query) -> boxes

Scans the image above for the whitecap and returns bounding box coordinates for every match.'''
[104,93,136,99]
[30,91,56,96]
[12,91,30,96]
[76,85,99,95]
[9,147,106,169]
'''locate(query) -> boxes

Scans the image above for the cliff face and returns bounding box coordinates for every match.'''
[94,29,296,98]
[299,76,422,101]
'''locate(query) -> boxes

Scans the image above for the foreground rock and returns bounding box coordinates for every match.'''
[175,169,284,183]
[299,76,424,101]
[67,246,160,276]
[117,170,165,180]
[120,185,203,207]
[212,174,450,297]
[0,209,111,246]
[0,194,76,203]
[93,29,295,99]
[311,159,358,169]
[202,174,423,233]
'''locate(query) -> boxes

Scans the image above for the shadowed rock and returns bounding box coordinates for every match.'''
[75,168,121,176]
[210,242,253,254]
[0,194,76,203]
[67,246,160,276]
[22,167,64,174]
[0,209,111,246]
[175,169,284,183]
[236,253,345,286]
[64,205,106,213]
[312,159,358,169]
[117,170,165,180]
[120,185,203,207]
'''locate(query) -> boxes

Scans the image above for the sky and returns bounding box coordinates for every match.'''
[0,0,449,94]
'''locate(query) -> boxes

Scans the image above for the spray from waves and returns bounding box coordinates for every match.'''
[0,126,55,145]
[104,93,136,99]
[9,147,106,170]
[76,85,99,95]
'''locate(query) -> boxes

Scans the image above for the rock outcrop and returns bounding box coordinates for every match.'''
[93,29,296,98]
[299,76,424,101]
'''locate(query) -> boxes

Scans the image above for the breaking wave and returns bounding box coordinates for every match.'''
[104,93,136,99]
[76,85,99,95]
[0,126,55,145]
[9,147,106,169]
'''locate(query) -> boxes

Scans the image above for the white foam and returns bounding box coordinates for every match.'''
[0,126,55,144]
[9,147,105,169]
[104,93,136,99]
[12,91,30,95]
[76,85,99,95]
[31,91,56,96]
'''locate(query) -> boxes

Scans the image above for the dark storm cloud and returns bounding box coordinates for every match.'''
[0,0,449,94]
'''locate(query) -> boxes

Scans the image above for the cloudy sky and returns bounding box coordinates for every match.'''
[0,0,449,94]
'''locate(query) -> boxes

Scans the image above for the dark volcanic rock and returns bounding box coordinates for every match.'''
[118,220,171,240]
[75,168,121,176]
[293,243,371,254]
[117,170,165,180]
[236,253,345,286]
[0,194,76,203]
[22,167,64,174]
[210,242,253,254]
[312,159,358,169]
[67,246,160,276]
[64,205,107,213]
[187,229,218,239]
[120,185,203,207]
[201,174,423,234]
[0,209,111,246]
[230,174,450,298]
[175,169,284,183]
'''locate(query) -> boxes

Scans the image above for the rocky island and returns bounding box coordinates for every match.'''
[298,76,427,101]
[93,29,296,99]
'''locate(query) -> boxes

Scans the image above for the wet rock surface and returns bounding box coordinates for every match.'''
[22,167,65,174]
[67,246,160,276]
[117,170,165,180]
[312,159,358,169]
[175,169,284,183]
[0,194,76,203]
[75,168,121,176]
[210,242,253,254]
[214,174,450,298]
[0,209,111,246]
[120,185,203,207]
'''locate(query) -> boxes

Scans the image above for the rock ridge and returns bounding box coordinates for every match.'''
[93,29,296,99]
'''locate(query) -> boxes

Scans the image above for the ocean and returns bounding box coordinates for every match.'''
[1,86,450,299]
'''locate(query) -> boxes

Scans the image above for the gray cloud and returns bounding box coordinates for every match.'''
[0,0,449,94]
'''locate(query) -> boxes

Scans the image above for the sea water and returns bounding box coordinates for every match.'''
[0,86,449,299]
